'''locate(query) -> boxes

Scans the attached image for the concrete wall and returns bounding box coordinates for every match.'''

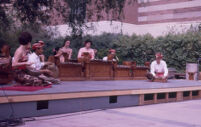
[48,20,201,38]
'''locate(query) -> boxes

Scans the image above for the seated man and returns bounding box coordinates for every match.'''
[28,41,59,84]
[147,52,168,81]
[0,40,12,84]
[103,49,119,61]
[77,39,95,60]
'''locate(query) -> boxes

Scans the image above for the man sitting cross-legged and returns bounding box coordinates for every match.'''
[146,52,168,82]
[28,41,60,84]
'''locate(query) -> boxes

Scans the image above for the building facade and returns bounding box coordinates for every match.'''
[50,0,201,37]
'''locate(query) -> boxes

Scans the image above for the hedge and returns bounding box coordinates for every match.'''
[1,29,201,71]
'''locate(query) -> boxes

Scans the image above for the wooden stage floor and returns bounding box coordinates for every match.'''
[1,80,201,96]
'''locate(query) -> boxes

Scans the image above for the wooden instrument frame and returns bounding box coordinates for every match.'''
[58,60,150,81]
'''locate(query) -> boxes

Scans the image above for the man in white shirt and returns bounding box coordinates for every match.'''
[28,41,60,84]
[103,49,119,61]
[147,52,168,81]
[28,41,53,75]
[77,39,95,60]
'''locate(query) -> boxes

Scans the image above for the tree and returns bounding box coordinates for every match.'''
[0,0,11,31]
[0,0,137,35]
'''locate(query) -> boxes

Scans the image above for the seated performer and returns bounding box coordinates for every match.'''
[0,40,11,65]
[147,52,168,81]
[28,41,51,73]
[77,39,95,60]
[0,41,11,59]
[48,46,61,65]
[103,49,119,61]
[12,32,32,68]
[28,41,60,83]
[12,32,50,86]
[55,40,72,63]
[0,40,12,84]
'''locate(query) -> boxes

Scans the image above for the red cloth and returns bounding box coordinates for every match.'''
[32,41,44,50]
[0,84,52,91]
[156,72,164,77]
[155,52,163,59]
[109,49,116,53]
[12,65,27,70]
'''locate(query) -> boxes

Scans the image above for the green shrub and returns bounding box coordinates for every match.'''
[1,28,201,71]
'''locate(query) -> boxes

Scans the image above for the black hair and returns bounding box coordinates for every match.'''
[18,32,32,45]
[84,39,92,46]
[53,46,61,55]
[63,39,70,47]
[64,38,71,43]
[55,47,60,51]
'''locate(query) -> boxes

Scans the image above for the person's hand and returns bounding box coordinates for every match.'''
[41,69,50,74]
[162,76,166,79]
[45,62,52,65]
[155,75,159,79]
[44,69,53,76]
[26,62,34,66]
[21,56,28,62]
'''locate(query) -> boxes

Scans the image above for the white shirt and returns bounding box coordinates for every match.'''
[103,56,117,61]
[28,52,45,71]
[150,60,168,77]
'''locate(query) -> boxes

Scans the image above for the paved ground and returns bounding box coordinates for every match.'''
[20,100,201,127]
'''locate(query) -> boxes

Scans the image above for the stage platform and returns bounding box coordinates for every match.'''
[1,80,201,96]
[1,80,201,120]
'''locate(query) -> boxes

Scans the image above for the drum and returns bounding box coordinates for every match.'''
[79,52,91,63]
[62,52,69,62]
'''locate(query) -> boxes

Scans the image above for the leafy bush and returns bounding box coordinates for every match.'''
[1,28,201,71]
